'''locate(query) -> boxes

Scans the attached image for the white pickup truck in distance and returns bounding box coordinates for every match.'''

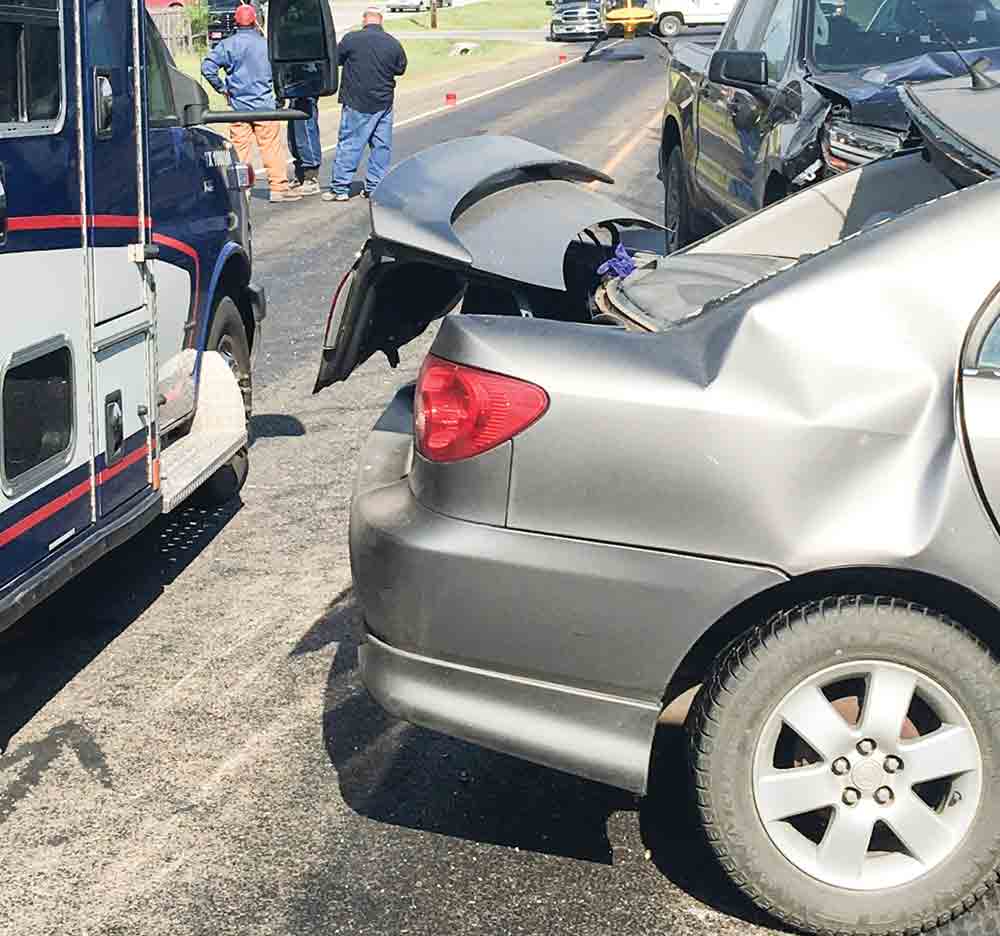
[653,0,735,36]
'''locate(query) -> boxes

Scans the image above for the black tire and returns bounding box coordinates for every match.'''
[663,146,690,254]
[657,13,683,37]
[207,296,252,422]
[191,296,251,507]
[686,596,1000,936]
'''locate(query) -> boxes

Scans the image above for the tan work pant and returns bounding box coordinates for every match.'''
[230,121,289,194]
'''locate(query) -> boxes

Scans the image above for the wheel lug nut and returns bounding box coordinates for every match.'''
[874,786,894,806]
[843,788,861,806]
[884,756,903,774]
[857,738,877,756]
[831,757,850,776]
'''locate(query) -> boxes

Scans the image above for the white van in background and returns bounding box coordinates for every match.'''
[652,0,734,36]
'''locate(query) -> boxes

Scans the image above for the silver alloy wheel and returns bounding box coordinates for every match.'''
[752,660,982,891]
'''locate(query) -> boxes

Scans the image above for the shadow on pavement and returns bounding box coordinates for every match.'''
[640,724,788,931]
[309,587,634,866]
[301,588,1000,933]
[0,499,242,755]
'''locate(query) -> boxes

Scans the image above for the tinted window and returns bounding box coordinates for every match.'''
[980,318,1000,370]
[0,23,17,122]
[813,0,1000,70]
[725,0,773,50]
[3,346,73,482]
[762,0,796,78]
[0,0,63,129]
[145,16,177,124]
[271,0,326,59]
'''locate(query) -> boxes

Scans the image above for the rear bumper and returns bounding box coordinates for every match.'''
[360,631,660,793]
[350,388,785,793]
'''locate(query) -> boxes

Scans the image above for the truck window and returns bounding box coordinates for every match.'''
[0,0,63,131]
[761,0,795,79]
[145,16,178,125]
[2,344,74,486]
[725,0,775,51]
[724,0,796,77]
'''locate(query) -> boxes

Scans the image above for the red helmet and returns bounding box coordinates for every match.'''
[234,4,257,27]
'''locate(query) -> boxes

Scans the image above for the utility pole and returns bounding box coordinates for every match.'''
[430,0,438,29]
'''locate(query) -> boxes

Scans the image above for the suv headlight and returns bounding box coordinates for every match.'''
[822,119,906,172]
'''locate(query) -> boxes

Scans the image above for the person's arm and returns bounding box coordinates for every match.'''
[394,39,407,77]
[200,42,232,96]
[337,31,352,65]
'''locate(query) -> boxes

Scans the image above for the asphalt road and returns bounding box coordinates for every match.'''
[4,38,1000,936]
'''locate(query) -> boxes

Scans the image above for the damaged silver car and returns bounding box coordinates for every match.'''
[314,68,1000,935]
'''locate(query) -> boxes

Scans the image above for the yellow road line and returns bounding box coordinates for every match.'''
[589,110,663,187]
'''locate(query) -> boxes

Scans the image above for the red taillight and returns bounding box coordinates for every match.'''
[247,165,256,187]
[415,355,548,462]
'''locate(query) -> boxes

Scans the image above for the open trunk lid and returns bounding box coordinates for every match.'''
[313,136,662,393]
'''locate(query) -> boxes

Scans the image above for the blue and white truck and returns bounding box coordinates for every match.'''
[0,0,337,630]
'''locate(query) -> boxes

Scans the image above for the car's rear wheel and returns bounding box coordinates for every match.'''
[663,146,690,254]
[657,13,683,36]
[687,597,1000,935]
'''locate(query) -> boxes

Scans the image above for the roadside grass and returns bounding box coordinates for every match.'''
[178,37,544,113]
[397,0,549,30]
[393,37,543,88]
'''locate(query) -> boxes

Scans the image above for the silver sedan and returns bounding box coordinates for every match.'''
[314,70,1000,935]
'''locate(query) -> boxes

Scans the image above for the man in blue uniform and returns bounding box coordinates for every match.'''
[201,3,301,203]
[322,5,407,202]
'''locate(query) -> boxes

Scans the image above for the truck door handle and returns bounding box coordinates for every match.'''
[0,163,7,246]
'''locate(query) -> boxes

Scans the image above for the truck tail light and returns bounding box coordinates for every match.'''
[415,355,549,462]
[233,163,255,190]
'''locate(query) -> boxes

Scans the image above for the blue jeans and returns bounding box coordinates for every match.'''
[288,98,321,179]
[331,105,393,196]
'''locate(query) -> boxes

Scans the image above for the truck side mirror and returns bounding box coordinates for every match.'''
[268,0,339,99]
[708,50,768,91]
[170,66,212,128]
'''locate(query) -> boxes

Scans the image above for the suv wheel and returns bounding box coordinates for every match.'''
[687,597,1000,935]
[663,146,690,254]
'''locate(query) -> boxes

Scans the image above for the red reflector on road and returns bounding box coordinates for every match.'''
[415,355,549,462]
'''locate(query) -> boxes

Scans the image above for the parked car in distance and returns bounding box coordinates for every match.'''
[652,0,735,37]
[314,61,1000,935]
[547,0,605,40]
[660,0,1000,251]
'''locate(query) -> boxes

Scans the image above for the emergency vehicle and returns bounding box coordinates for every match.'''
[0,0,336,630]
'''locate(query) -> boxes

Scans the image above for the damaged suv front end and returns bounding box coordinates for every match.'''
[802,0,1000,178]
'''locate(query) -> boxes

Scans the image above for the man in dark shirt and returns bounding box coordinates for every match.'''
[322,6,407,202]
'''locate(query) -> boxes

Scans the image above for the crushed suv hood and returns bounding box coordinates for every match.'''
[809,49,1000,131]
